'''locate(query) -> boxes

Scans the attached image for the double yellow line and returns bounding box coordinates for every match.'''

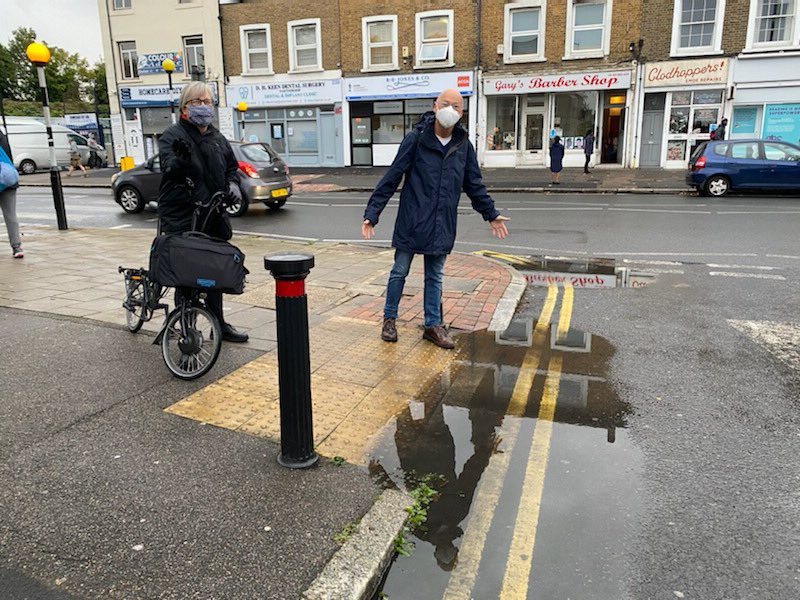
[443,282,573,600]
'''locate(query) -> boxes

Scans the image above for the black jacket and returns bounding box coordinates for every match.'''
[157,119,238,237]
[0,131,19,190]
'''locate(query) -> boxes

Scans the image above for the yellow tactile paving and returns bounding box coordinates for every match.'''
[165,316,459,464]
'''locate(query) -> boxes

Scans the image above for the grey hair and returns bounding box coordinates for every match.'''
[178,81,213,110]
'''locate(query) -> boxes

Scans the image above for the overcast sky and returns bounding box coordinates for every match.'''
[1,0,104,63]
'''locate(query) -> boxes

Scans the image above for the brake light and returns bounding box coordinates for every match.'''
[238,161,260,179]
[694,156,706,170]
[284,164,290,175]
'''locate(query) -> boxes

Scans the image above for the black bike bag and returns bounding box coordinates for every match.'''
[150,232,248,294]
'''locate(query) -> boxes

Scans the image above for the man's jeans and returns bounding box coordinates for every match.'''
[384,249,447,328]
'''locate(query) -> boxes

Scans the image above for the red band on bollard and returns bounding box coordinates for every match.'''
[276,279,305,297]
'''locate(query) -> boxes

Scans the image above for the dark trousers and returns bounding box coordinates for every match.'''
[584,154,591,173]
[175,288,224,325]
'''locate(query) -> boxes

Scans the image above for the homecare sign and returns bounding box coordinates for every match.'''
[485,70,631,95]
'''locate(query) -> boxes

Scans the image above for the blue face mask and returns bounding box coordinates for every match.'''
[188,104,214,127]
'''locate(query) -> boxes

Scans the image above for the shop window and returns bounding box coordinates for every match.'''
[416,10,454,67]
[184,35,204,79]
[747,0,797,49]
[554,92,597,149]
[373,115,405,144]
[362,16,398,71]
[566,0,611,58]
[487,96,518,150]
[288,18,322,72]
[731,106,760,136]
[671,0,725,56]
[240,24,272,74]
[287,119,318,154]
[667,140,687,161]
[118,41,138,79]
[504,2,545,63]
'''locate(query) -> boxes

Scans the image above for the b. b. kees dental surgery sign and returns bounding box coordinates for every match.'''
[485,70,631,94]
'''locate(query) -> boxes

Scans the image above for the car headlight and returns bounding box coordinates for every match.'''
[111,172,120,186]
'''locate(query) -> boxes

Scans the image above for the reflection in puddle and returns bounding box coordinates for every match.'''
[370,323,640,600]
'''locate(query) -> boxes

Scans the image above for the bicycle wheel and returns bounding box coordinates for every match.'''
[123,274,147,333]
[161,305,221,380]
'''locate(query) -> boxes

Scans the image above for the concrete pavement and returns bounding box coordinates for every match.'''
[18,165,691,194]
[0,225,524,599]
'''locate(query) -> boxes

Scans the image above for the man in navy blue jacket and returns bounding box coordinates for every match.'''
[362,89,510,349]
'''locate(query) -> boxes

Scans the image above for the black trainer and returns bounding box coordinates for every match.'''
[221,323,249,343]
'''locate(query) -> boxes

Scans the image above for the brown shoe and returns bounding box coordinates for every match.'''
[381,318,398,342]
[423,325,455,349]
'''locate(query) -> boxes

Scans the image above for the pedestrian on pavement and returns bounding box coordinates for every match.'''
[157,81,249,344]
[549,136,564,185]
[713,118,727,141]
[362,88,510,349]
[0,129,23,258]
[87,134,101,169]
[583,129,595,174]
[66,138,87,178]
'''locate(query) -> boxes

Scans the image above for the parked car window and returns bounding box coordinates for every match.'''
[731,142,760,160]
[151,156,160,171]
[763,142,800,162]
[240,143,278,163]
[690,142,707,161]
[712,143,730,157]
[68,134,88,146]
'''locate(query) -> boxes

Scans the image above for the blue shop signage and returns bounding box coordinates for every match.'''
[137,51,184,75]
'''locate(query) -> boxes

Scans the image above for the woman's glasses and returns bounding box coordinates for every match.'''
[188,98,214,107]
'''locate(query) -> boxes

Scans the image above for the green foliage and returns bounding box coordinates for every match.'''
[334,521,359,545]
[331,456,347,466]
[393,474,443,559]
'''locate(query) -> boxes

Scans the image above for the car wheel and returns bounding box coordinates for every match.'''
[19,159,36,175]
[696,185,710,197]
[705,175,730,197]
[225,196,248,217]
[117,185,145,213]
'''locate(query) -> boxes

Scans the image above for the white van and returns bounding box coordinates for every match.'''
[3,117,107,174]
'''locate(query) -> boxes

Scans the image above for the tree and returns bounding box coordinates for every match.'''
[90,62,109,114]
[0,44,14,100]
[5,27,38,101]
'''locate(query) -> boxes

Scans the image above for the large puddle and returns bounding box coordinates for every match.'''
[369,305,643,599]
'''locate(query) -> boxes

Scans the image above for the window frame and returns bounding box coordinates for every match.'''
[564,0,613,59]
[239,24,273,75]
[183,35,204,78]
[504,2,546,64]
[415,9,455,69]
[362,15,399,72]
[113,0,132,10]
[288,18,323,72]
[118,41,138,80]
[670,0,727,57]
[745,0,798,50]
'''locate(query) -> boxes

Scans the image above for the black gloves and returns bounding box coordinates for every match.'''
[171,139,192,166]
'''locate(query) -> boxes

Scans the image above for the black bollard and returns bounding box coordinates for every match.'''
[264,252,318,469]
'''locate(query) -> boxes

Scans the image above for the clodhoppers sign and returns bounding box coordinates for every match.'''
[227,79,342,107]
[484,70,631,95]
[645,58,729,88]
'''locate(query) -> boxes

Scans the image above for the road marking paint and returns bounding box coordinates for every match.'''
[556,283,573,342]
[766,254,800,260]
[609,252,758,257]
[622,259,683,266]
[717,210,800,215]
[709,271,786,280]
[443,285,558,600]
[232,231,318,242]
[322,238,393,244]
[613,203,706,207]
[706,263,780,270]
[110,224,132,229]
[500,352,564,599]
[505,207,605,212]
[286,201,330,207]
[608,208,712,214]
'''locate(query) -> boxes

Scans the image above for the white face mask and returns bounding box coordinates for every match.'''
[435,105,461,129]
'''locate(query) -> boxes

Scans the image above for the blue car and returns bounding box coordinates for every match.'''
[686,139,800,197]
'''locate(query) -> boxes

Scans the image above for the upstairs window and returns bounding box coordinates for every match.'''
[113,0,132,9]
[118,41,138,79]
[672,0,726,55]
[363,16,398,71]
[288,19,322,71]
[240,24,272,74]
[184,35,204,78]
[504,2,545,63]
[416,10,454,67]
[747,0,797,48]
[566,0,612,57]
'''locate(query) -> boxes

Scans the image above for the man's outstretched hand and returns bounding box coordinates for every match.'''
[490,215,510,239]
[362,219,375,240]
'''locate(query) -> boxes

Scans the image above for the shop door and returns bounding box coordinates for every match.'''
[319,113,338,167]
[521,110,544,165]
[640,111,664,167]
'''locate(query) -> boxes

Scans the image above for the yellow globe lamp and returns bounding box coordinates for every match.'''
[26,42,51,65]
[237,101,248,112]
[162,58,176,73]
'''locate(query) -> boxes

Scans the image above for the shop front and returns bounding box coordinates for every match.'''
[481,70,632,168]
[730,54,800,145]
[225,78,344,167]
[119,82,220,163]
[638,58,729,168]
[343,71,474,166]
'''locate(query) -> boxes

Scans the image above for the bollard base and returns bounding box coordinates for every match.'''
[278,452,319,469]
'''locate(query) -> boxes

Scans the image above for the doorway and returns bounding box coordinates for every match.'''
[520,109,545,165]
[640,93,666,167]
[601,92,626,164]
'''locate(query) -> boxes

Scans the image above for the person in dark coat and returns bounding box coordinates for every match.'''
[549,136,564,185]
[157,81,248,343]
[583,129,595,174]
[362,89,510,349]
[714,118,727,140]
[0,129,23,258]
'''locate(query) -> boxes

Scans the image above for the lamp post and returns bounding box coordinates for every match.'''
[163,58,176,124]
[237,101,248,141]
[27,42,67,230]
